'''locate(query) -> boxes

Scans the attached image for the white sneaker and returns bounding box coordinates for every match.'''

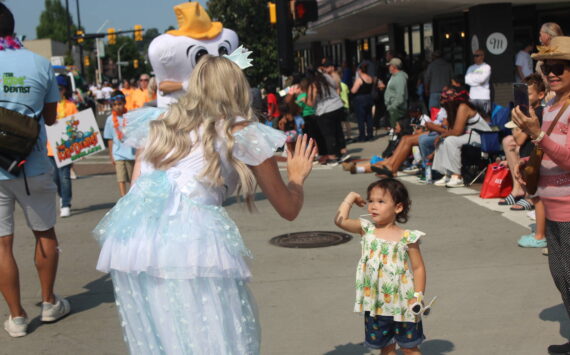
[401,166,420,175]
[60,207,71,218]
[4,315,28,337]
[446,176,465,188]
[527,210,536,220]
[41,295,71,322]
[434,176,449,186]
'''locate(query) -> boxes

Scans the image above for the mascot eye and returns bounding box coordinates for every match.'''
[218,46,229,56]
[195,49,208,64]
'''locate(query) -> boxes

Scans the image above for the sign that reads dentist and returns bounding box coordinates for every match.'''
[486,32,508,55]
[46,109,105,167]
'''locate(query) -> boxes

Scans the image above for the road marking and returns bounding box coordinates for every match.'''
[398,175,532,229]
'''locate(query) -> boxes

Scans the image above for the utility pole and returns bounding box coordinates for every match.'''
[276,0,294,76]
[75,0,84,77]
[65,0,71,55]
[117,43,127,82]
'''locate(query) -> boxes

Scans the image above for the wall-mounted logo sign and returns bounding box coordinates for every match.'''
[471,35,479,54]
[486,32,508,55]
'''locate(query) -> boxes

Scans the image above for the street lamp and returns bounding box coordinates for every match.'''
[117,43,127,82]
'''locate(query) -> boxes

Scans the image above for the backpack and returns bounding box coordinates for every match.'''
[0,100,40,176]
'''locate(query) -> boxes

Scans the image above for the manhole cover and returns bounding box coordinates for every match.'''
[270,231,353,248]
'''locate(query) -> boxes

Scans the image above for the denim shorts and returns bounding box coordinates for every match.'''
[364,312,425,349]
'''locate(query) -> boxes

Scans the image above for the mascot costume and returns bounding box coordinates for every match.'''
[123,1,251,147]
[149,1,240,108]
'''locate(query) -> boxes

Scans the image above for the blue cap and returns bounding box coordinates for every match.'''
[56,75,67,87]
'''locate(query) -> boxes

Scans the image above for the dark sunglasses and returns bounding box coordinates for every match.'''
[541,63,569,76]
[139,78,149,82]
[473,54,482,58]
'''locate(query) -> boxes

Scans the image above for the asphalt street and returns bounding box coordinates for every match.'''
[1,132,567,355]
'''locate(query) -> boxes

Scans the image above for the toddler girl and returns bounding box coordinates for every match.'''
[335,178,427,355]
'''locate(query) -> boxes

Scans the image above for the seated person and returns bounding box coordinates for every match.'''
[432,90,491,187]
[418,86,465,182]
[343,107,424,176]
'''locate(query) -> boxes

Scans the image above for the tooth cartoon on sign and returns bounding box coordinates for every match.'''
[148,2,239,108]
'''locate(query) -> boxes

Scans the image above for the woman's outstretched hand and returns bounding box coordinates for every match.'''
[287,134,318,185]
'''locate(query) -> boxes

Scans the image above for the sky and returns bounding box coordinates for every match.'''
[5,0,208,40]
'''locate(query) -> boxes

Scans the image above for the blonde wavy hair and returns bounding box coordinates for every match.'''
[144,55,257,209]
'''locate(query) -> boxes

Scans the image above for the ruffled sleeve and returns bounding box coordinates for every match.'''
[403,230,425,244]
[233,122,286,166]
[359,218,375,235]
[122,107,167,149]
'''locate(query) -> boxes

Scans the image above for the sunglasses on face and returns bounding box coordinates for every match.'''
[140,78,149,82]
[473,54,482,58]
[541,63,570,76]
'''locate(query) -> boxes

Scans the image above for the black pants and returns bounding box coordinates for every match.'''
[303,115,326,156]
[546,219,570,318]
[353,94,374,140]
[316,108,346,157]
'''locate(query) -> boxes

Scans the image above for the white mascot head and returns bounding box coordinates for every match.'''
[148,2,239,107]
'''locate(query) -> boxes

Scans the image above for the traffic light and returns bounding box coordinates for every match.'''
[292,0,318,26]
[76,30,84,44]
[84,55,90,67]
[107,28,116,45]
[133,59,139,69]
[134,25,143,41]
[268,2,277,24]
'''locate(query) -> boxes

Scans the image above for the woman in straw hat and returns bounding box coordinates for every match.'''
[512,36,570,355]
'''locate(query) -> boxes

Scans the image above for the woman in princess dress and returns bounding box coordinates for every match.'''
[93,55,317,354]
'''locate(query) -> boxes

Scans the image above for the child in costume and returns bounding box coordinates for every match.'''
[335,178,428,354]
[103,91,135,197]
[93,56,317,355]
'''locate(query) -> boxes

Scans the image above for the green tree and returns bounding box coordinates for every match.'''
[36,0,77,43]
[207,0,278,87]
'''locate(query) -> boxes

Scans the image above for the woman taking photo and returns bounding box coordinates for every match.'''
[512,36,570,355]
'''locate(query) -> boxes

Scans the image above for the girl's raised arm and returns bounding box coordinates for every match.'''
[334,192,365,234]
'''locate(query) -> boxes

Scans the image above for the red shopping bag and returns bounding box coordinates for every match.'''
[479,163,513,199]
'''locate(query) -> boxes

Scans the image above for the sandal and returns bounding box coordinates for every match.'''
[498,194,523,206]
[371,165,394,178]
[510,199,534,211]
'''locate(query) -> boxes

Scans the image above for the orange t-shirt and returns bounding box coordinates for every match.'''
[131,88,151,109]
[122,87,135,110]
[47,99,79,157]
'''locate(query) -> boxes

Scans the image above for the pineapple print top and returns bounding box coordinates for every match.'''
[354,218,425,322]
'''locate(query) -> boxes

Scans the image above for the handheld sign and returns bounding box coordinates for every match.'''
[46,109,105,167]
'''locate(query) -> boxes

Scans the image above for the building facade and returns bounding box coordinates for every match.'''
[295,0,570,105]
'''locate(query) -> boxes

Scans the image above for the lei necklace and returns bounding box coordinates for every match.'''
[0,36,23,51]
[112,108,128,141]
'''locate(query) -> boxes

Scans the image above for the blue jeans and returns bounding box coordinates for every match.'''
[419,131,439,164]
[428,92,441,109]
[50,158,72,207]
[353,95,374,140]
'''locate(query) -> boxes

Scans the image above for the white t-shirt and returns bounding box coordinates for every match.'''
[101,86,113,99]
[465,63,491,100]
[434,108,447,125]
[515,50,533,82]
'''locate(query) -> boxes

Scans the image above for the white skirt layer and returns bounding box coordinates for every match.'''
[111,271,260,355]
[94,171,252,280]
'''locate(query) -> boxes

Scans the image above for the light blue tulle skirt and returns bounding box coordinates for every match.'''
[94,171,260,354]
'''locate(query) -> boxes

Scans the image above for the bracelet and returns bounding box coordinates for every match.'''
[413,291,424,303]
[532,131,546,144]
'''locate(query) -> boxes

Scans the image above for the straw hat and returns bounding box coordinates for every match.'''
[167,2,223,40]
[532,36,570,61]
